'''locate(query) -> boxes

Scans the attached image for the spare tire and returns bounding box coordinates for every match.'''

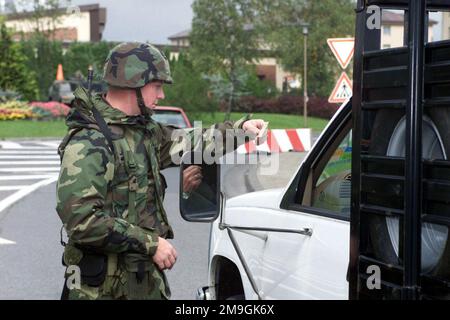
[368,108,450,278]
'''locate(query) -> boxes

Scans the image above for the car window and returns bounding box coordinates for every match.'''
[309,130,352,217]
[152,110,188,128]
[59,83,72,93]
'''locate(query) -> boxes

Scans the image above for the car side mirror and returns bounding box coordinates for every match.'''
[179,151,221,222]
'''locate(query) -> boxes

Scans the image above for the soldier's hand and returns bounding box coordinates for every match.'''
[243,119,266,136]
[153,237,178,271]
[183,165,203,193]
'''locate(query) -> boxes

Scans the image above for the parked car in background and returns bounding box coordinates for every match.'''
[0,90,21,102]
[49,80,108,106]
[152,106,192,128]
[48,81,74,104]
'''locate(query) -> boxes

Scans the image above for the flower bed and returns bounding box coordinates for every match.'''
[0,101,70,120]
[29,101,71,118]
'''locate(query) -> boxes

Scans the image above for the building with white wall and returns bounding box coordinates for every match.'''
[381,11,437,48]
[443,12,450,41]
[3,3,106,43]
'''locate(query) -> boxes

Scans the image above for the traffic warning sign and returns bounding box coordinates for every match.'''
[328,72,353,104]
[327,38,355,69]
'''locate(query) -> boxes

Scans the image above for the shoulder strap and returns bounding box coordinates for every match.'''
[58,108,116,163]
[91,107,115,155]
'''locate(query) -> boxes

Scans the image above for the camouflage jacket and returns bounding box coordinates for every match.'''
[56,87,249,299]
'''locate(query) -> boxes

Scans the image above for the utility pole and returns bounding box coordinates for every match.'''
[302,24,309,128]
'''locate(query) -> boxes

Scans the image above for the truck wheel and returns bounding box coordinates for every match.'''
[368,108,450,277]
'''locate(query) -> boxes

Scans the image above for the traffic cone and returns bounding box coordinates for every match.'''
[56,64,64,81]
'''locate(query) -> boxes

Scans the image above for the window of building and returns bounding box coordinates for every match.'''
[383,26,391,36]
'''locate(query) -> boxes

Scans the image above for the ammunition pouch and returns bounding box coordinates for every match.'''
[63,244,108,287]
[121,253,158,300]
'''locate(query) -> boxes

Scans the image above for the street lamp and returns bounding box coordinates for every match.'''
[302,24,309,128]
[282,21,309,127]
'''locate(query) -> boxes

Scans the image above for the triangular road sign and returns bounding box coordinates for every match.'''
[329,72,353,104]
[327,38,355,69]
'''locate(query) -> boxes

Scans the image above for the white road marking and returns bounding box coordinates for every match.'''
[0,156,59,159]
[0,186,27,191]
[0,237,16,245]
[0,176,58,214]
[0,168,60,173]
[0,161,60,165]
[34,142,60,148]
[0,147,57,150]
[0,142,23,149]
[0,151,57,155]
[0,175,56,181]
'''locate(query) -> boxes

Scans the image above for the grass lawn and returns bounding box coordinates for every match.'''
[0,113,330,139]
[0,120,68,139]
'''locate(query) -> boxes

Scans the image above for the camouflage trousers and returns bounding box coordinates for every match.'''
[62,252,171,300]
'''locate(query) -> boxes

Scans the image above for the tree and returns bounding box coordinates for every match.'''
[190,0,261,120]
[0,22,39,100]
[63,41,116,82]
[257,0,355,97]
[163,52,217,117]
[20,36,63,100]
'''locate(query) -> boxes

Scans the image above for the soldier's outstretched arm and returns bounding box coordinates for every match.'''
[157,115,251,170]
[56,130,159,256]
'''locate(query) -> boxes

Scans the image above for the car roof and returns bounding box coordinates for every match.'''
[153,106,185,112]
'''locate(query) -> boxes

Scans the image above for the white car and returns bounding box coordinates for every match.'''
[179,99,448,300]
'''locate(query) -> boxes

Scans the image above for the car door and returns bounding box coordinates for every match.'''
[259,102,352,300]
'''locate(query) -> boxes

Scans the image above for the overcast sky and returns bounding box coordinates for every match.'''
[71,1,443,43]
[70,0,194,44]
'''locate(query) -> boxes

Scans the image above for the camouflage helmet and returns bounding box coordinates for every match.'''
[103,42,173,88]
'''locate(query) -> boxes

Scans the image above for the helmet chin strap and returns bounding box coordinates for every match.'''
[135,88,153,119]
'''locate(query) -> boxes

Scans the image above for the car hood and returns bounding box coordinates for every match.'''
[225,188,285,210]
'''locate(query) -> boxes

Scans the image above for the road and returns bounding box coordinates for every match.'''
[0,139,307,300]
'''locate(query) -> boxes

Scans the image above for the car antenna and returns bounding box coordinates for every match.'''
[87,65,94,99]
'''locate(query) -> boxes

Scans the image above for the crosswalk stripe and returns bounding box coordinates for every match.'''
[0,156,59,159]
[0,146,57,150]
[0,151,57,155]
[0,175,56,181]
[0,161,60,165]
[0,168,60,172]
[0,142,23,149]
[32,142,60,148]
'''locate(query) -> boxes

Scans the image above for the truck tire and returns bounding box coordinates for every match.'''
[368,108,450,278]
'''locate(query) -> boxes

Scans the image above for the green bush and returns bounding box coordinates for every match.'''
[164,52,217,116]
[0,23,40,101]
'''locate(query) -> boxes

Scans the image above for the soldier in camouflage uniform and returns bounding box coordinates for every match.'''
[56,42,265,300]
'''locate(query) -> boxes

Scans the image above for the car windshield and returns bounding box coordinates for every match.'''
[152,110,188,128]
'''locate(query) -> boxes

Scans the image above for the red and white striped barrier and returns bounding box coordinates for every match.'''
[237,129,312,154]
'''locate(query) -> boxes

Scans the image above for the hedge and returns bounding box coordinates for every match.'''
[222,96,340,119]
